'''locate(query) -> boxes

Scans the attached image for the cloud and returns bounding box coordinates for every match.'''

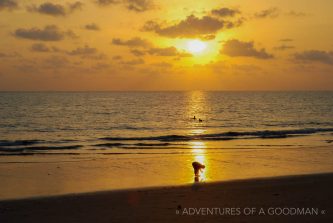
[67,45,106,60]
[0,0,18,11]
[255,8,308,19]
[113,37,191,57]
[67,45,98,56]
[130,49,146,56]
[211,7,240,17]
[121,58,145,65]
[274,45,295,51]
[286,11,308,17]
[112,37,152,48]
[221,39,274,59]
[147,47,191,57]
[14,25,76,41]
[255,7,280,19]
[125,0,154,12]
[95,0,154,12]
[84,23,100,31]
[294,50,333,65]
[69,1,83,12]
[142,15,240,38]
[28,2,83,16]
[31,43,50,52]
[95,0,118,6]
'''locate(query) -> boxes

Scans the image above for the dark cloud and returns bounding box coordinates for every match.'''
[95,0,118,6]
[255,7,280,19]
[69,1,83,12]
[95,0,154,12]
[113,37,191,57]
[211,7,240,17]
[14,25,76,41]
[274,45,295,51]
[84,23,100,31]
[67,45,97,56]
[67,45,106,60]
[255,8,308,19]
[142,15,240,38]
[286,11,308,17]
[147,47,191,57]
[28,2,83,16]
[130,49,146,56]
[221,39,274,59]
[31,43,50,52]
[29,3,66,16]
[112,37,152,48]
[0,0,18,11]
[294,50,333,65]
[125,0,154,12]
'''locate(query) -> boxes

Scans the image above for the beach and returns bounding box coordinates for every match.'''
[1,173,332,223]
[1,92,333,222]
[2,145,333,200]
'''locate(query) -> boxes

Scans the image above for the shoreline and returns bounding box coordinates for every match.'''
[1,173,332,222]
[2,145,333,201]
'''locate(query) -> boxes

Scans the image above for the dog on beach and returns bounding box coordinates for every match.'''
[192,161,205,176]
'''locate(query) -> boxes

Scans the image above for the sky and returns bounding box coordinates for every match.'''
[1,0,333,91]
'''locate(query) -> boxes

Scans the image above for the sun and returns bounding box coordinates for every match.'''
[186,40,207,54]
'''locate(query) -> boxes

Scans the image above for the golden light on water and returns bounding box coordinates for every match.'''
[190,141,208,182]
[186,91,209,182]
[191,141,206,149]
[190,129,206,135]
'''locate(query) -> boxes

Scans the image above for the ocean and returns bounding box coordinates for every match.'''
[1,91,333,199]
[1,91,333,154]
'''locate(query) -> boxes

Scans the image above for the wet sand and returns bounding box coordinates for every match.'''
[0,173,332,223]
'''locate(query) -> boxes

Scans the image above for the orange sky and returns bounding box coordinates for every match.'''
[1,0,333,90]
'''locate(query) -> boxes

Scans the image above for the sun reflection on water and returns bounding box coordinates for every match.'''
[190,141,208,182]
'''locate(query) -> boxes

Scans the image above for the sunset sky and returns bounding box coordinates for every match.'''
[1,0,333,90]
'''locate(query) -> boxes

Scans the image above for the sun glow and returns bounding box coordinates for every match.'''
[187,40,207,54]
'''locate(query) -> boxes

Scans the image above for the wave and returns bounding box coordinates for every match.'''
[94,142,172,148]
[100,128,333,142]
[0,140,43,147]
[0,145,83,152]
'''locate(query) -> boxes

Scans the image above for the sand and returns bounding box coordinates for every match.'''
[0,173,332,223]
